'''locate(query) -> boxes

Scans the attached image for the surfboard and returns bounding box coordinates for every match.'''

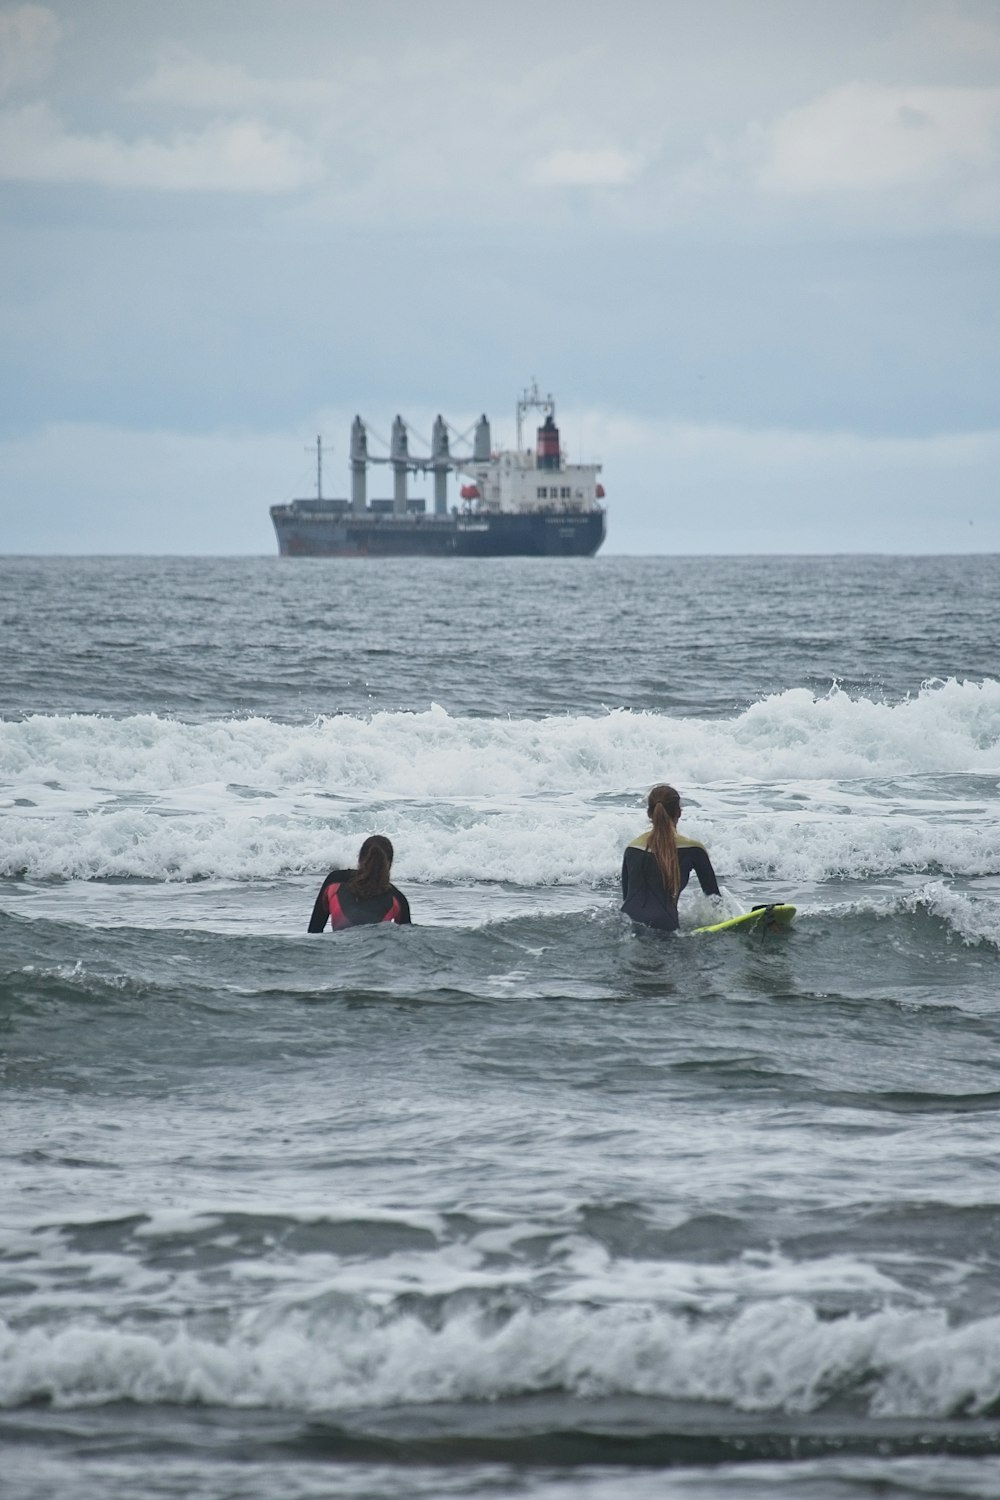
[693,903,796,935]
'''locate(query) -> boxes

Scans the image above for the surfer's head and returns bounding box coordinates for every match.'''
[646,784,681,825]
[646,785,681,899]
[350,834,394,898]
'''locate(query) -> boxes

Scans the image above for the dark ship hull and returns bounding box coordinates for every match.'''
[270,503,606,558]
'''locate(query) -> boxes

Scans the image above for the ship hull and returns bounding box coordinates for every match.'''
[270,507,606,558]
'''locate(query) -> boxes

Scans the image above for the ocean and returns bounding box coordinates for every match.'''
[2,552,1000,1500]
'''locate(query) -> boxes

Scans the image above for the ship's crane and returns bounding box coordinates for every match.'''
[352,412,487,516]
[349,389,564,517]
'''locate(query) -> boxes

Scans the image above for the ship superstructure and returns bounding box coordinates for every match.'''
[270,384,606,558]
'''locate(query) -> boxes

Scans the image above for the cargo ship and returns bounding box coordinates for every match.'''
[270,384,606,558]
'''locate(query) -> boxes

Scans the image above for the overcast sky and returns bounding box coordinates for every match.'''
[1,0,998,554]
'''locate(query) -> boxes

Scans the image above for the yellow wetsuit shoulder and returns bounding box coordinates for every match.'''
[627,830,707,851]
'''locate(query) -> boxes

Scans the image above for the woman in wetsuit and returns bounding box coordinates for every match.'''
[621,784,720,931]
[308,834,412,931]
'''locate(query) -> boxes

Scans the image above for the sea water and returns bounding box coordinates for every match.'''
[2,553,1000,1500]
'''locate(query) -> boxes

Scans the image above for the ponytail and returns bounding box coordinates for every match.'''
[646,784,681,900]
[349,834,393,900]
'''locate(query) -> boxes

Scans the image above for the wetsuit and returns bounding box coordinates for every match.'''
[620,831,720,931]
[308,870,412,931]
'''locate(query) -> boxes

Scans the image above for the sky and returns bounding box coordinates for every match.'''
[1,0,998,554]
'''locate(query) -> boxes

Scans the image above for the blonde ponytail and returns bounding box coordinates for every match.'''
[646,784,681,899]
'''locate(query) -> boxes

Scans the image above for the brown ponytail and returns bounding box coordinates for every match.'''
[349,834,393,899]
[646,784,681,900]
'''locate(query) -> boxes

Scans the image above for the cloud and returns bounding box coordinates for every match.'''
[126,48,332,114]
[530,147,643,188]
[126,39,649,215]
[0,3,60,97]
[756,81,1000,193]
[0,101,322,191]
[913,9,1000,65]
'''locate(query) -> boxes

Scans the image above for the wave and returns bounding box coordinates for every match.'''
[770,884,1000,954]
[858,884,1000,952]
[3,800,999,886]
[3,678,1000,791]
[3,1292,1000,1421]
[1,682,999,884]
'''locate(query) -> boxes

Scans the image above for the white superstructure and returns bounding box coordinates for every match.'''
[454,383,604,516]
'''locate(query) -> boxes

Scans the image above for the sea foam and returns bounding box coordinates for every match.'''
[1,681,998,884]
[3,1295,1000,1419]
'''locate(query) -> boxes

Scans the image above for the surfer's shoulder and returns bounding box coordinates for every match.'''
[627,831,710,852]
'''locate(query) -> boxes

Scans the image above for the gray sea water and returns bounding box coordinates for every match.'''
[3,553,1000,1500]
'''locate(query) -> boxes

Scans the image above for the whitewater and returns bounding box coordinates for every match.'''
[2,553,1000,1500]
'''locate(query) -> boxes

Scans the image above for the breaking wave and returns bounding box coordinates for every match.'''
[3,1294,1000,1420]
[1,680,999,884]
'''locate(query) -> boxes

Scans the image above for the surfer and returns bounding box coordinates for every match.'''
[621,784,720,931]
[308,834,412,931]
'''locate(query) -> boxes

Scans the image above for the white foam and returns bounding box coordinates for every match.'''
[2,679,999,792]
[3,1295,1000,1418]
[1,682,999,884]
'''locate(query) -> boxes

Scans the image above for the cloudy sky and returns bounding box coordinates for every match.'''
[1,0,998,554]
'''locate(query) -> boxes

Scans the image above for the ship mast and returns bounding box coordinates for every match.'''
[306,435,327,500]
[516,379,555,452]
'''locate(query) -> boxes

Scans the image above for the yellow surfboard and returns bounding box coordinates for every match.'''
[693,903,796,935]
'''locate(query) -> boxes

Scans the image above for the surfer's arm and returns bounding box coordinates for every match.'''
[691,847,721,898]
[620,852,630,901]
[308,882,330,932]
[308,871,348,932]
[392,887,412,924]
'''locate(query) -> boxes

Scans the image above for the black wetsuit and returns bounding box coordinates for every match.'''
[620,832,720,931]
[308,870,412,931]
